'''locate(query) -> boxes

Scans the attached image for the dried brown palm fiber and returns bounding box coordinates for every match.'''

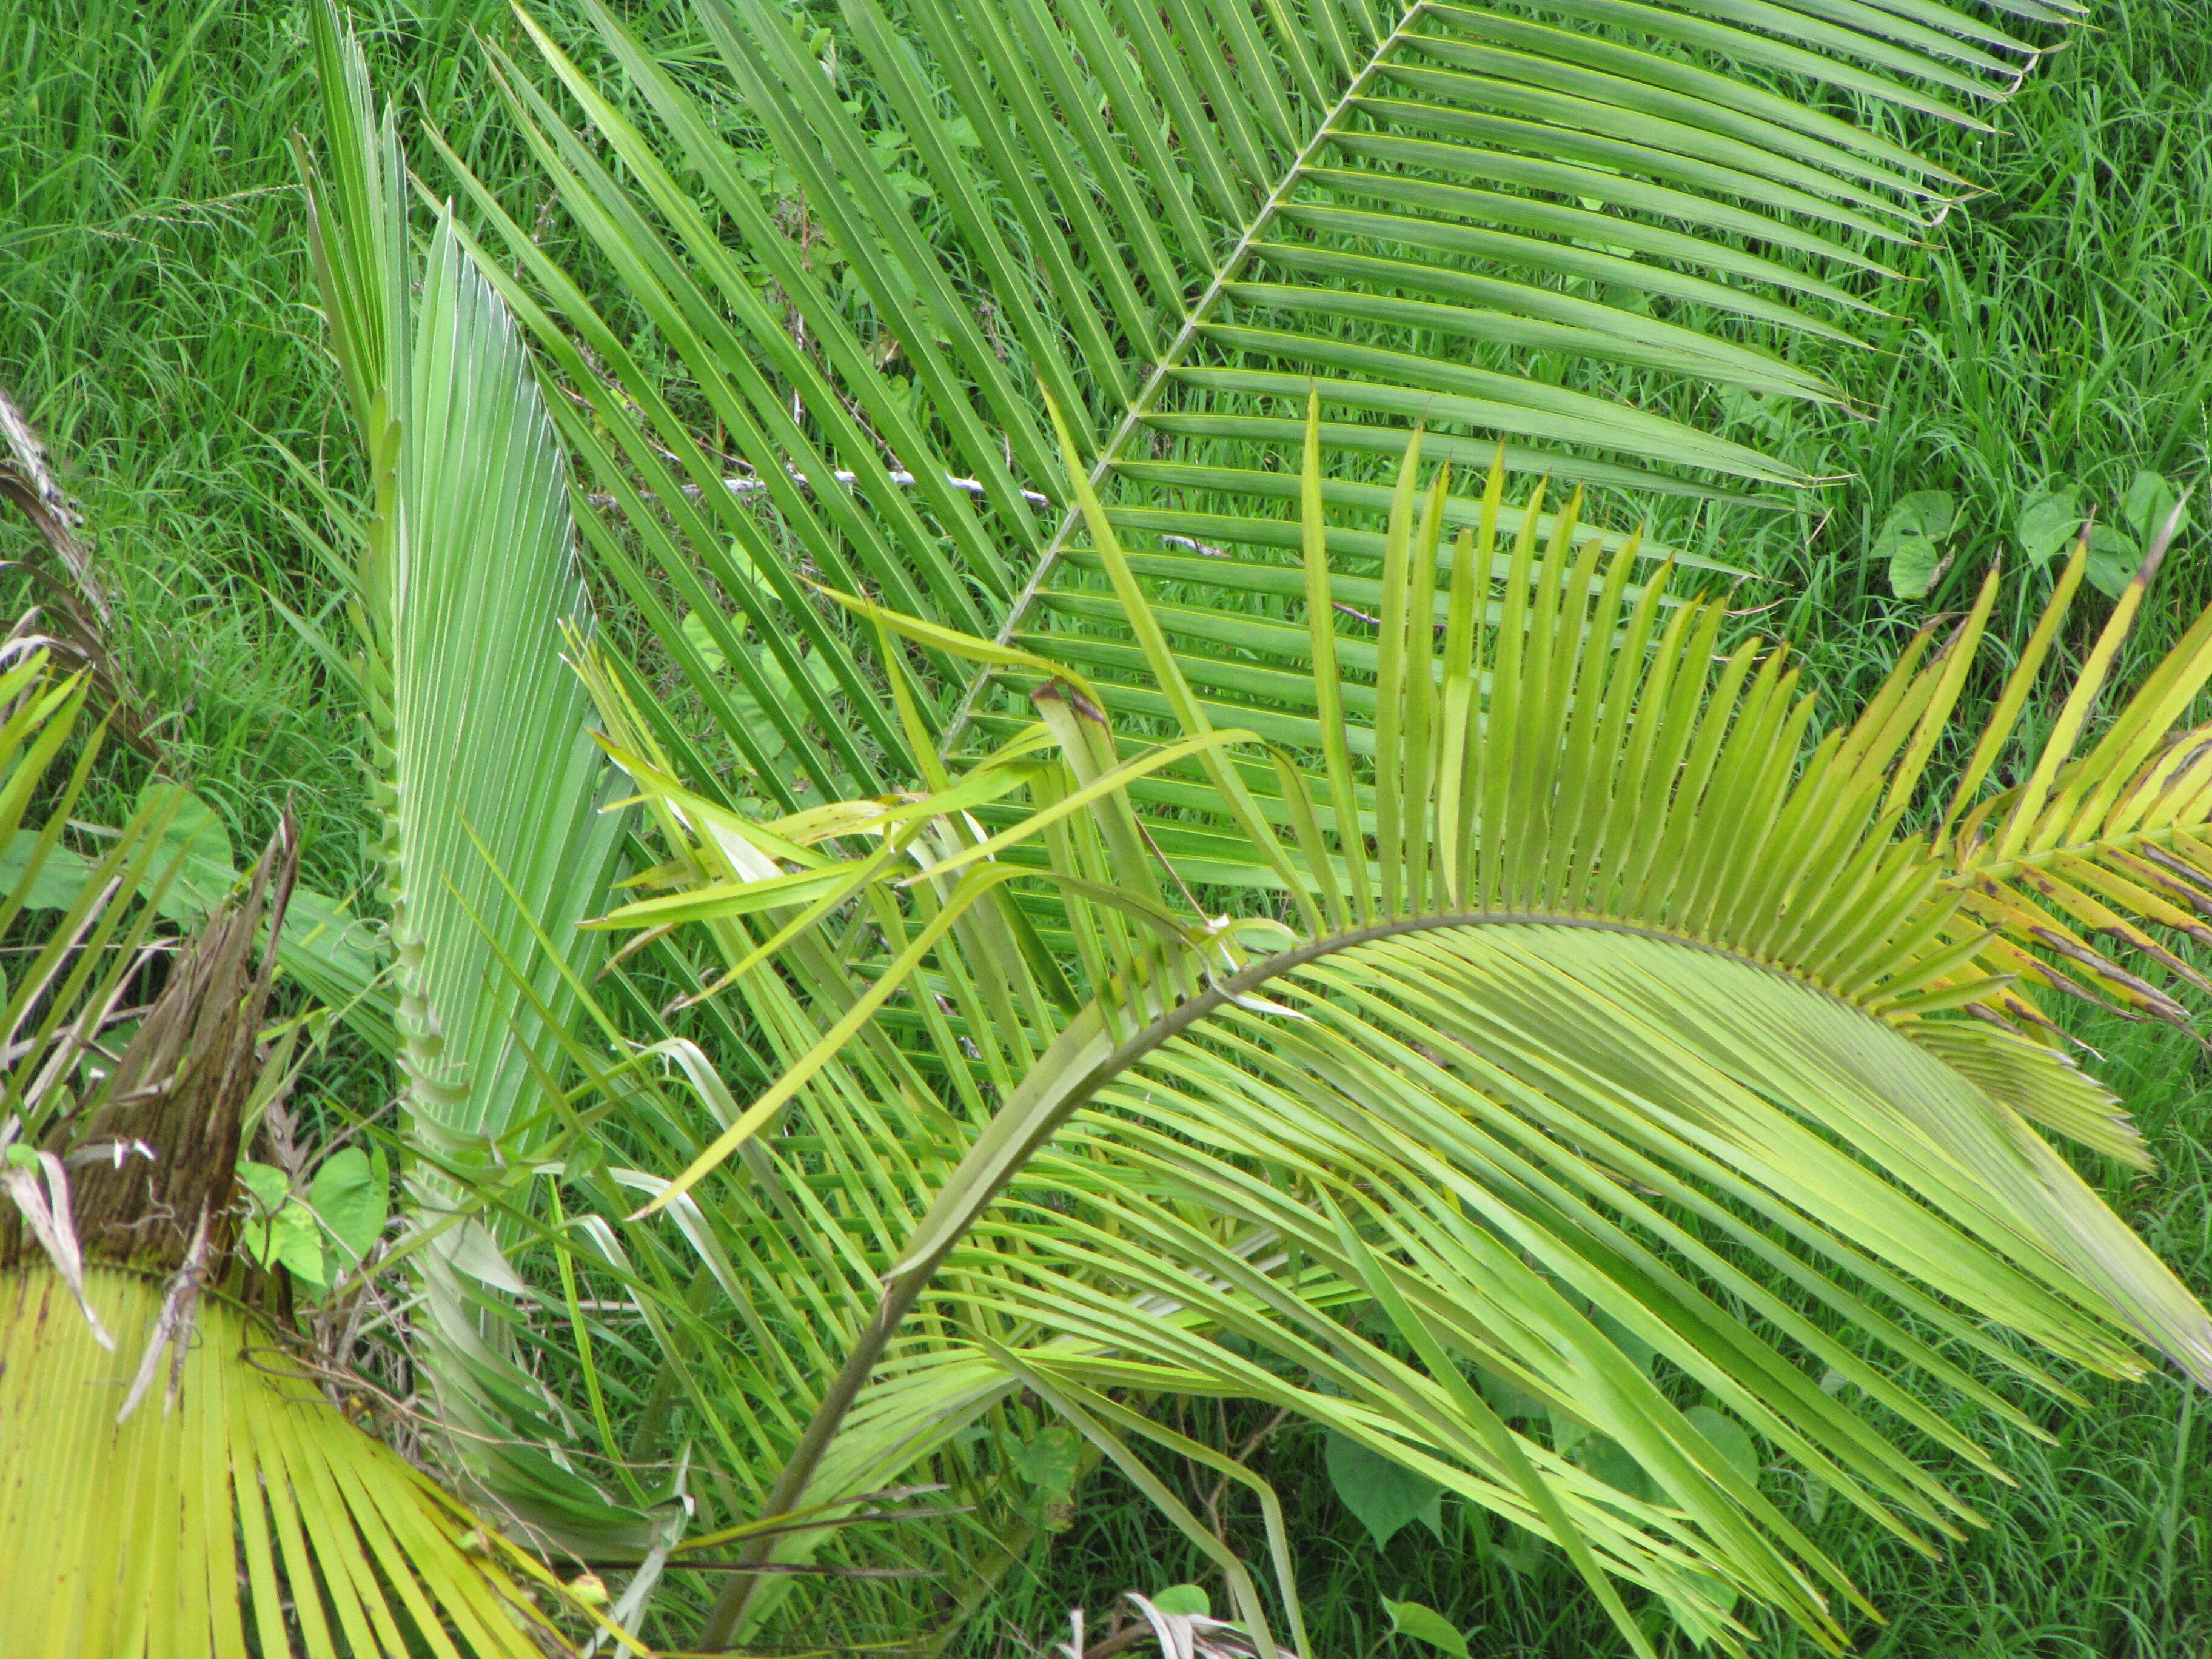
[55,810,301,1273]
[0,381,104,620]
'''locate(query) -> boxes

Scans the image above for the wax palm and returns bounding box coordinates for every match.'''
[292,0,2212,1649]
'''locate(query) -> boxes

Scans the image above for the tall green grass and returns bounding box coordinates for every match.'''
[1719,0,2212,691]
[5,0,2210,1652]
[0,0,587,887]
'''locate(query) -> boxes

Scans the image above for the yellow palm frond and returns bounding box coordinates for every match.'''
[0,1265,594,1659]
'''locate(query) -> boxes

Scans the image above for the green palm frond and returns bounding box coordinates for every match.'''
[301,0,645,1563]
[574,423,2212,1657]
[326,0,2199,1647]
[1918,514,2212,1040]
[0,652,181,1141]
[443,0,2085,802]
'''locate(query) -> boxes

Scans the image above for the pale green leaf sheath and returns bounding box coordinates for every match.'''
[303,4,638,1556]
[580,406,2212,1659]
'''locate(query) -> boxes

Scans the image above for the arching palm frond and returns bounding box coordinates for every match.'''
[578,423,2212,1657]
[447,0,2086,805]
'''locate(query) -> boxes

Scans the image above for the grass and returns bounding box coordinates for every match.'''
[0,0,607,1116]
[1715,0,2212,689]
[5,0,2212,1654]
[5,0,386,893]
[0,0,585,893]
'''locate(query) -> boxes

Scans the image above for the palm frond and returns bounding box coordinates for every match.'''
[301,0,644,1563]
[0,651,182,1142]
[303,1,622,1150]
[1920,515,2212,1037]
[0,740,599,1659]
[447,0,2085,801]
[0,1265,594,1659]
[347,1,2211,1648]
[571,422,2210,1657]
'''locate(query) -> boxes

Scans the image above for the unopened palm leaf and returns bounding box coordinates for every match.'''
[300,0,645,1561]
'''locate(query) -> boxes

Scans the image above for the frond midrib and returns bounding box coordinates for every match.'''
[1946,820,2200,888]
[1103,904,1900,1084]
[941,1,1430,746]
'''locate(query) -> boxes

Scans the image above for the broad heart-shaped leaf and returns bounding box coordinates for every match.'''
[682,608,733,677]
[236,1162,330,1289]
[1476,1366,1549,1423]
[1009,1423,1081,1492]
[1684,1407,1763,1488]
[138,780,232,878]
[1575,1435,1661,1504]
[266,1204,331,1288]
[2085,520,2143,598]
[235,1160,290,1213]
[681,609,845,802]
[1151,1584,1211,1617]
[1480,1527,1548,1581]
[309,1145,389,1269]
[2016,483,2085,569]
[1325,1432,1447,1549]
[1382,1597,1470,1658]
[1010,1422,1082,1530]
[0,827,94,910]
[1876,489,1957,598]
[2121,469,2188,547]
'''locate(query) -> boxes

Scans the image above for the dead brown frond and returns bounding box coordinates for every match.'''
[66,811,301,1271]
